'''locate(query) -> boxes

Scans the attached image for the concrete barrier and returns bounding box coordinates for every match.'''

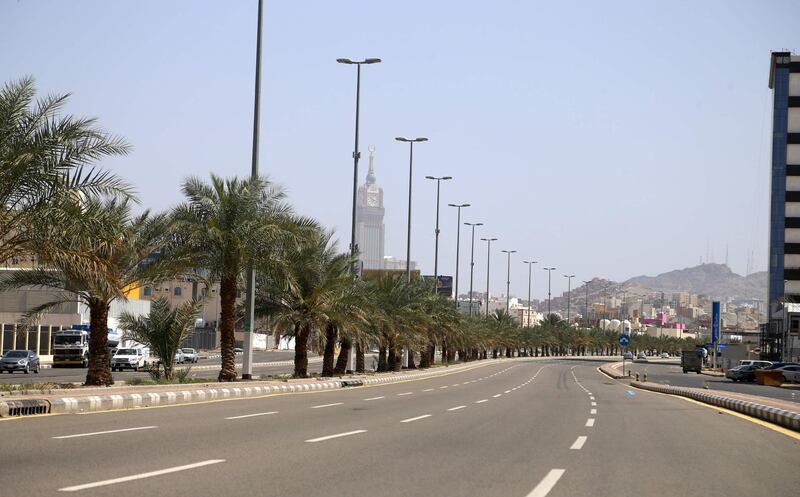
[631,381,800,432]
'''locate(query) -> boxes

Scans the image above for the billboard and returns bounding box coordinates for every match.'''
[711,301,720,343]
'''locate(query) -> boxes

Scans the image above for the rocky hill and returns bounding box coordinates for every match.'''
[624,263,766,301]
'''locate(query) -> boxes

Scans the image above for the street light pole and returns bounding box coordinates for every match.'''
[582,280,591,328]
[337,57,382,275]
[501,250,516,313]
[242,0,265,380]
[523,260,537,326]
[543,267,556,318]
[564,274,575,325]
[465,222,483,317]
[396,137,428,283]
[481,238,498,318]
[426,176,452,294]
[448,204,470,306]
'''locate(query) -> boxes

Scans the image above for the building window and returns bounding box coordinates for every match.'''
[174,287,182,296]
[143,287,152,297]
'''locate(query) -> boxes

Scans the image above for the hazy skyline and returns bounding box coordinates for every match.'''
[3,0,798,301]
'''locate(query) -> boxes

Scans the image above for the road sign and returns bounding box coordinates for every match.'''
[618,335,630,347]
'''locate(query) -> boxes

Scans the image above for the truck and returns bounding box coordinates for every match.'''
[52,329,90,367]
[681,349,703,374]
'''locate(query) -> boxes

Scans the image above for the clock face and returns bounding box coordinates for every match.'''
[367,192,379,207]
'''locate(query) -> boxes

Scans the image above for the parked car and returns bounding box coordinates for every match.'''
[660,352,670,358]
[0,350,40,374]
[623,352,634,360]
[174,348,185,364]
[181,348,198,363]
[634,353,648,363]
[771,364,800,383]
[725,365,759,382]
[738,360,773,369]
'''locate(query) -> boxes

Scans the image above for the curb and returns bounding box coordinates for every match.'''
[631,381,800,432]
[598,362,627,380]
[1,359,502,417]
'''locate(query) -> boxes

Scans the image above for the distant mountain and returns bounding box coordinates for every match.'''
[624,263,766,301]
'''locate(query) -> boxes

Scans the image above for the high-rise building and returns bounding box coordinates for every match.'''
[765,51,800,361]
[356,145,386,270]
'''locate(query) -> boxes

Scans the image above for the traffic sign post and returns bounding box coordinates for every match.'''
[711,301,720,369]
[619,335,630,376]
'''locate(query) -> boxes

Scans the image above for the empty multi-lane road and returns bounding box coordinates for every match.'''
[1,359,798,496]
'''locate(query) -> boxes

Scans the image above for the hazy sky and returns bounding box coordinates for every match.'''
[3,0,799,300]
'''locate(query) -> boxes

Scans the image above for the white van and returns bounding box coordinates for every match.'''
[112,347,150,371]
[738,360,773,369]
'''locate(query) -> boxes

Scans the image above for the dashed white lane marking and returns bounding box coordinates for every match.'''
[448,405,467,411]
[570,436,588,450]
[475,399,488,403]
[590,408,597,414]
[463,382,470,385]
[591,402,597,406]
[305,430,367,443]
[58,459,225,492]
[311,403,343,409]
[225,411,277,420]
[451,384,460,387]
[493,394,502,398]
[440,386,448,389]
[423,388,435,392]
[397,392,413,396]
[586,418,595,427]
[525,469,565,497]
[401,414,432,423]
[364,396,385,401]
[589,396,595,401]
[53,426,157,439]
[504,390,511,394]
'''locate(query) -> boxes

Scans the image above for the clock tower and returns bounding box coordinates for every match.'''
[356,145,386,270]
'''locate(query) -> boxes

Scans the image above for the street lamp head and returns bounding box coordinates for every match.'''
[465,222,483,227]
[425,175,435,180]
[480,237,497,242]
[414,137,428,142]
[442,176,453,180]
[395,137,410,142]
[363,58,382,64]
[501,249,517,254]
[336,58,354,64]
[449,203,470,208]
[523,260,538,264]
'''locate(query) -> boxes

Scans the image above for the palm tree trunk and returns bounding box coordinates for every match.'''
[218,275,238,381]
[407,348,416,369]
[387,346,396,371]
[322,323,337,377]
[391,347,402,372]
[419,345,430,368]
[85,299,113,386]
[334,337,351,375]
[355,341,365,373]
[294,324,310,377]
[377,346,388,372]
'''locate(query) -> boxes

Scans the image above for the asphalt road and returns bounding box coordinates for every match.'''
[623,360,800,404]
[1,359,798,496]
[0,350,321,385]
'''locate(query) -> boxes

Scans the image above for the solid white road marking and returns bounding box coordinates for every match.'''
[448,405,467,411]
[570,436,587,450]
[305,430,367,443]
[58,459,225,492]
[401,414,432,423]
[364,396,385,401]
[525,469,566,497]
[475,399,488,403]
[397,392,413,396]
[225,411,277,420]
[311,403,343,409]
[586,418,595,427]
[493,394,502,398]
[590,408,597,414]
[53,426,157,439]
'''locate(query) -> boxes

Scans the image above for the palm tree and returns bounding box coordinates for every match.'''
[173,174,315,381]
[0,199,185,385]
[118,298,202,380]
[0,76,132,268]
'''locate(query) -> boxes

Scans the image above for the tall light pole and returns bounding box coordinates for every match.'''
[465,222,483,316]
[448,203,470,306]
[582,280,591,328]
[564,274,575,324]
[543,267,556,318]
[481,237,498,318]
[337,57,381,275]
[242,0,265,380]
[523,260,537,326]
[501,250,516,313]
[396,137,428,282]
[426,175,452,293]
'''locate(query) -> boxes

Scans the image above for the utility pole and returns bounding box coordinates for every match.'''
[582,280,590,328]
[564,274,575,324]
[448,204,470,307]
[543,267,556,318]
[426,175,453,293]
[524,261,538,326]
[481,238,498,318]
[501,250,516,313]
[465,222,483,317]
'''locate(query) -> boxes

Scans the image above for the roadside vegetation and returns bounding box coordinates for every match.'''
[0,78,702,385]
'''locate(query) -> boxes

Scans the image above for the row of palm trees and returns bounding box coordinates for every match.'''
[1,78,701,386]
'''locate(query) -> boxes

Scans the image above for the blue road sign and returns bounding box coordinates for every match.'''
[619,335,630,347]
[711,301,720,343]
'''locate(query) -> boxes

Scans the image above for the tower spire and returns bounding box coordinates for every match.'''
[366,145,376,184]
